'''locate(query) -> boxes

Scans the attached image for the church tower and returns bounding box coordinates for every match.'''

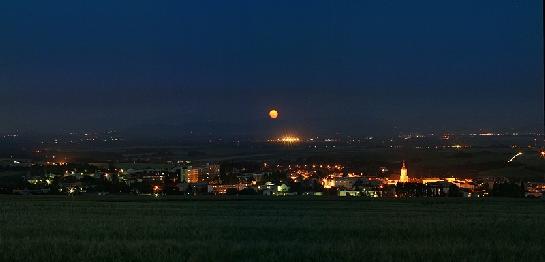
[399,161,409,183]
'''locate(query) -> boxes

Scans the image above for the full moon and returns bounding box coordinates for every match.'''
[269,109,278,119]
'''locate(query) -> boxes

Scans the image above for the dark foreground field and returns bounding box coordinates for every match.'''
[0,196,544,262]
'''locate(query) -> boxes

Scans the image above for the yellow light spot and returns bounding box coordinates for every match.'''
[269,109,278,119]
[268,135,300,144]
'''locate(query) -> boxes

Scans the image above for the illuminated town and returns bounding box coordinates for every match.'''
[12,159,543,198]
[0,0,543,260]
[3,132,543,199]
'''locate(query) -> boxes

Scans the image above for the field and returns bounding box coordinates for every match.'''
[1,196,544,262]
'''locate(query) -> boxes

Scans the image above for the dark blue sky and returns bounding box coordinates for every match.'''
[0,0,543,137]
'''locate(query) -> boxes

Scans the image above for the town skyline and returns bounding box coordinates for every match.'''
[1,1,544,261]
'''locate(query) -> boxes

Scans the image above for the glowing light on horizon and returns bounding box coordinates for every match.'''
[269,135,301,144]
[279,136,300,143]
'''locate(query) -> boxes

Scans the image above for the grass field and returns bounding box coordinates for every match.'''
[0,196,544,262]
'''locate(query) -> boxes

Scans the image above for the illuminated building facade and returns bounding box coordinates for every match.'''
[180,166,189,183]
[399,161,409,183]
[187,168,199,183]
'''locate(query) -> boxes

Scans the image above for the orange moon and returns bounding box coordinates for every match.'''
[268,109,278,119]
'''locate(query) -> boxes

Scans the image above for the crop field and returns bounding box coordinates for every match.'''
[0,196,544,262]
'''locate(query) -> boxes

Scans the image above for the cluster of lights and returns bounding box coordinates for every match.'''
[45,161,68,166]
[270,136,301,144]
[305,164,344,170]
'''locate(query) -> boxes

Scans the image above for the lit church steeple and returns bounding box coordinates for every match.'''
[399,161,409,183]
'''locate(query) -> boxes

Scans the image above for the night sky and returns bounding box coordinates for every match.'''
[0,0,543,137]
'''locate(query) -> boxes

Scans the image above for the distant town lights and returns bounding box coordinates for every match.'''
[271,136,301,144]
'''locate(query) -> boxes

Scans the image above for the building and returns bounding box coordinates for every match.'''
[399,161,409,183]
[339,191,361,197]
[200,163,221,182]
[322,177,336,189]
[525,182,545,198]
[178,162,200,183]
[210,184,238,194]
[179,164,190,183]
[336,177,363,190]
[187,168,199,183]
[426,181,452,196]
[422,178,442,184]
[205,163,220,174]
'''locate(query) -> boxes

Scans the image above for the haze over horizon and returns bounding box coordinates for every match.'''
[1,0,543,137]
